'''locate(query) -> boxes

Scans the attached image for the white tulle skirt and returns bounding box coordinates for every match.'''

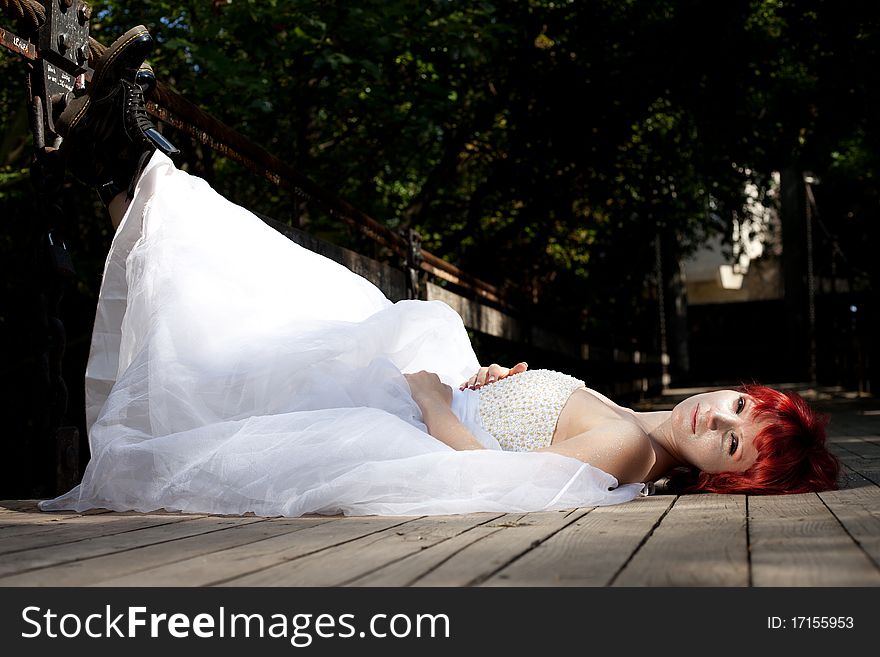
[40,152,643,517]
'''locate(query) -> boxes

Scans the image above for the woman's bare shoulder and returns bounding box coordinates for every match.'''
[539,419,655,484]
[581,386,634,415]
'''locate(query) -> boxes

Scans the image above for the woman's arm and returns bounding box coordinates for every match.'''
[404,370,654,482]
[405,371,485,450]
[420,402,486,451]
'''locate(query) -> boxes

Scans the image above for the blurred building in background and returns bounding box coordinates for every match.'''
[679,172,868,390]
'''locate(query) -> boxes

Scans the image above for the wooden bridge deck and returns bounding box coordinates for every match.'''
[2,394,878,587]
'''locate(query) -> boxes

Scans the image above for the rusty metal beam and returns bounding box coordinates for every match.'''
[0,24,36,59]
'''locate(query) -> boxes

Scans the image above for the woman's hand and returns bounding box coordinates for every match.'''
[404,371,486,451]
[459,362,528,390]
[405,371,453,416]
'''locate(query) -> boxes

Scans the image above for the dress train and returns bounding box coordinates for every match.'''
[40,152,643,516]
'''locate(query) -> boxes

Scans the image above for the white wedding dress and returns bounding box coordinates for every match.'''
[40,152,644,517]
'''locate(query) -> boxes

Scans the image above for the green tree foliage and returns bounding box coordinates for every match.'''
[2,0,879,351]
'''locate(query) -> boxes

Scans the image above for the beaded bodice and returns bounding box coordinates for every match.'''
[477,369,586,452]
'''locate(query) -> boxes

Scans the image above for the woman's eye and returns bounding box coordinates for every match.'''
[736,397,745,414]
[729,434,739,456]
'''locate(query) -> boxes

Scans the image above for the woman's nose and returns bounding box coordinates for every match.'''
[708,408,735,431]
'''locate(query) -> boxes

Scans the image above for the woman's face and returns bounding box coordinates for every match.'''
[670,390,764,473]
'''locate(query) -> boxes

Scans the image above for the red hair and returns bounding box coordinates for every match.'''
[684,384,839,495]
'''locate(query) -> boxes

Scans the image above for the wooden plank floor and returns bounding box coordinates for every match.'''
[2,394,879,587]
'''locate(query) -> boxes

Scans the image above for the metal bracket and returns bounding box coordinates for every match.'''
[30,0,92,141]
[38,0,91,72]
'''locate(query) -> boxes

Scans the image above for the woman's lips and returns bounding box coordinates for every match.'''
[692,404,699,434]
